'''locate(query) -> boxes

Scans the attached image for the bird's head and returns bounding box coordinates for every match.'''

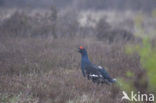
[78,46,88,56]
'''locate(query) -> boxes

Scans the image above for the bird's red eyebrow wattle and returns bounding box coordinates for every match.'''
[79,46,84,49]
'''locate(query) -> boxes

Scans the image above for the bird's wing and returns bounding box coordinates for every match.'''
[96,65,113,81]
[89,74,99,77]
[85,63,102,77]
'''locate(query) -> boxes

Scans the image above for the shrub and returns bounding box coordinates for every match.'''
[96,18,135,43]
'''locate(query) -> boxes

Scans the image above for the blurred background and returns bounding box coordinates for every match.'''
[0,0,156,103]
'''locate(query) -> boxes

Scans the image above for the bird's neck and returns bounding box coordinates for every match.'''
[81,54,90,64]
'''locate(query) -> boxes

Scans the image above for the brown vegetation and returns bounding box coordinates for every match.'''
[0,36,141,103]
[0,9,146,103]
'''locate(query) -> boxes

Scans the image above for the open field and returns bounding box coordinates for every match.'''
[0,36,141,103]
[0,8,155,103]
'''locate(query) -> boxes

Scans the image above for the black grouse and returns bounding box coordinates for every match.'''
[78,46,116,84]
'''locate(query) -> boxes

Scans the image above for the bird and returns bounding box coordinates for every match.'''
[78,46,116,84]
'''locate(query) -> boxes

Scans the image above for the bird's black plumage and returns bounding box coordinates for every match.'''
[78,46,116,84]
